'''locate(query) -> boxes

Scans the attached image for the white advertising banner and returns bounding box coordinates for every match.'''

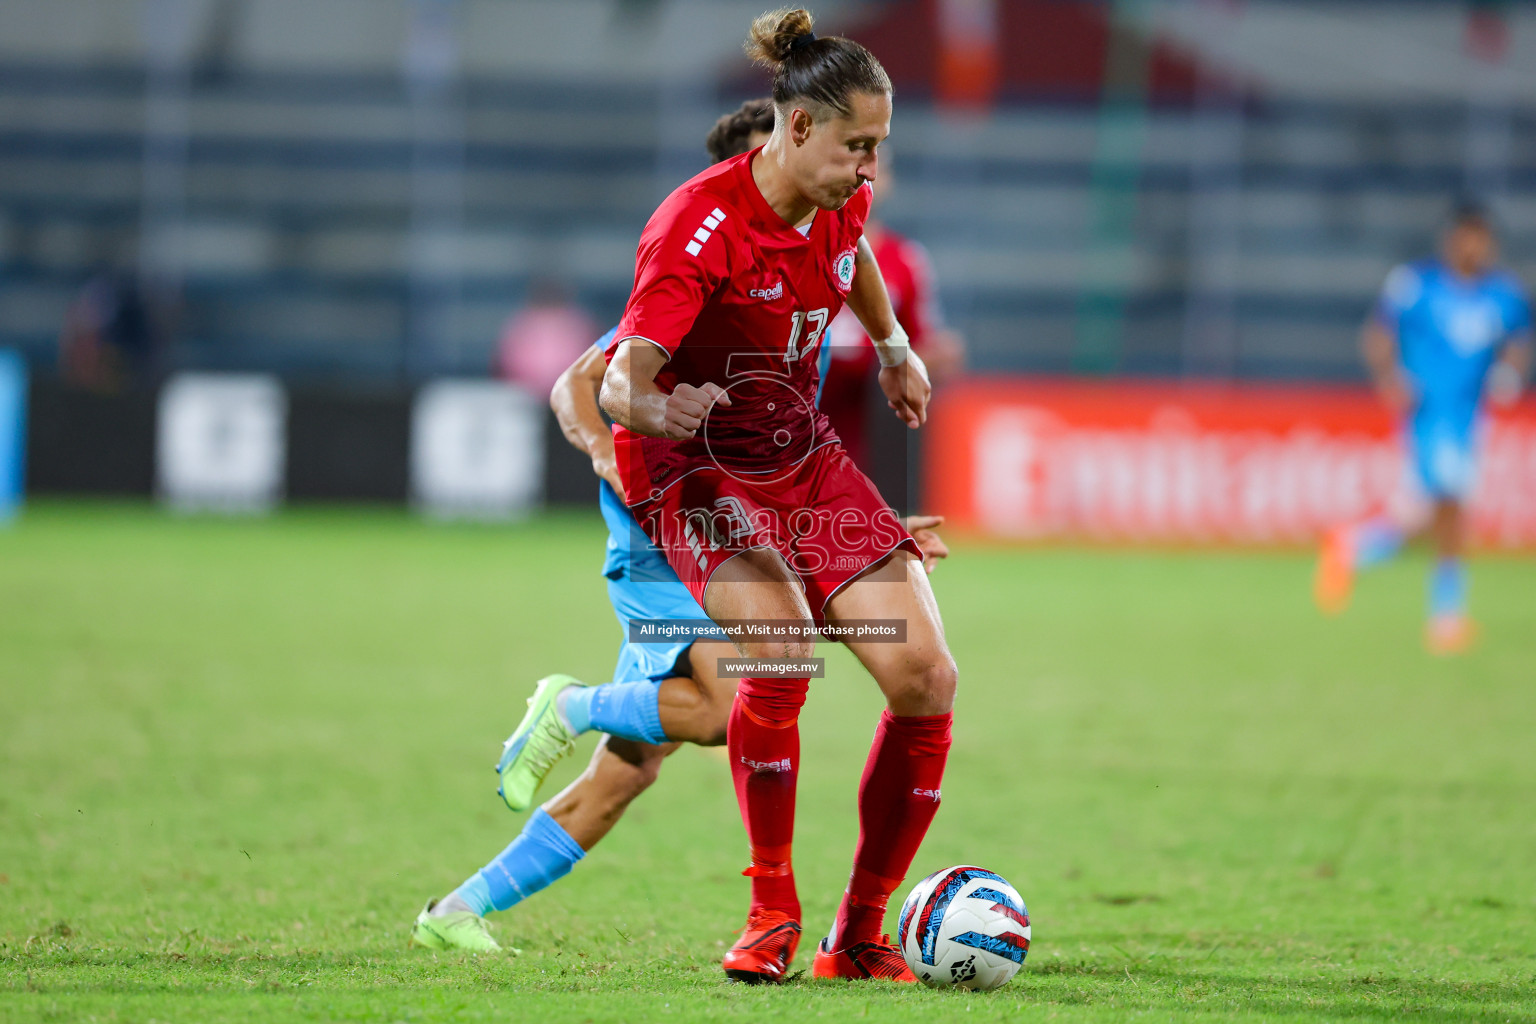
[411,380,543,519]
[157,373,286,513]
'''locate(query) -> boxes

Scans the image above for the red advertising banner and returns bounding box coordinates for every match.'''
[924,378,1536,547]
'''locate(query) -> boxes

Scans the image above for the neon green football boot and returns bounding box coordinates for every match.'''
[496,674,585,812]
[410,900,511,954]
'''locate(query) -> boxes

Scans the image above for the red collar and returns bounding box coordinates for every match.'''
[736,146,816,246]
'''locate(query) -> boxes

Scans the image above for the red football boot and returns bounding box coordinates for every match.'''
[722,910,802,984]
[811,935,917,982]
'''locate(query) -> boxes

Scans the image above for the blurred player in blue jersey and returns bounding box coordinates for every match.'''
[1316,202,1531,654]
[410,100,949,952]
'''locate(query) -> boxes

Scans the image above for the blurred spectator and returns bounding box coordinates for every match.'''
[58,269,159,392]
[821,159,965,468]
[493,279,598,399]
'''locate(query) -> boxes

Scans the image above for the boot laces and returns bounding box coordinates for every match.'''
[519,711,575,778]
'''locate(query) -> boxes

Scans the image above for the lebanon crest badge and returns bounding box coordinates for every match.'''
[834,247,857,292]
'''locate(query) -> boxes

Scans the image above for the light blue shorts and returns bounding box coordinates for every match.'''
[1409,418,1479,501]
[605,562,714,685]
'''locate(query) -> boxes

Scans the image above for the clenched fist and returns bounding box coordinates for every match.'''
[664,382,732,439]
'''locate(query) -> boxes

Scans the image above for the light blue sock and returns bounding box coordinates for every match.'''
[1429,558,1467,619]
[590,681,669,744]
[560,681,668,745]
[1353,518,1404,568]
[451,809,586,915]
[560,685,596,734]
[452,873,494,916]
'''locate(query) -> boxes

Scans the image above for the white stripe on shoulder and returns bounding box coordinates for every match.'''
[682,201,734,258]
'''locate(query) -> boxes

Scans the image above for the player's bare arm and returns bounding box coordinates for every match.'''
[1488,333,1532,407]
[847,236,930,428]
[1361,318,1412,415]
[551,345,625,499]
[600,338,731,441]
[847,235,898,340]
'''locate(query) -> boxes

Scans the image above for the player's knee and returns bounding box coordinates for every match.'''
[888,651,957,716]
[921,653,959,708]
[603,739,670,797]
[631,753,665,791]
[610,752,663,801]
[737,637,815,661]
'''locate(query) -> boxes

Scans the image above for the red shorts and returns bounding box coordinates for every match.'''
[629,442,920,621]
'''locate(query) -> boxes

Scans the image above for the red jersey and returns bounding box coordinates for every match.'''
[607,148,873,502]
[820,228,942,468]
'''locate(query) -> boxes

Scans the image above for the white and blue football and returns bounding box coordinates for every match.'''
[897,865,1030,990]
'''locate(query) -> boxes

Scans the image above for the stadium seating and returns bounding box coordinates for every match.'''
[0,0,1532,383]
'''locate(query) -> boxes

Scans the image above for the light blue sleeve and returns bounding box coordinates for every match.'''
[1374,263,1421,330]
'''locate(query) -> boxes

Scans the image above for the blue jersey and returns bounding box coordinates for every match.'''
[1376,259,1531,435]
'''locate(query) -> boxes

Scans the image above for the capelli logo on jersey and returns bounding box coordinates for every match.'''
[741,756,793,773]
[749,281,784,301]
[912,787,941,801]
[834,248,857,291]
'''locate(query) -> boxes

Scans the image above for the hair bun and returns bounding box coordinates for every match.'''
[742,6,890,117]
[745,7,816,67]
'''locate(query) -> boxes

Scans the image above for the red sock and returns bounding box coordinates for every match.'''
[727,676,809,921]
[830,709,952,949]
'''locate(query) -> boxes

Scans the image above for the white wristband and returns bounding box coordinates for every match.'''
[874,323,910,368]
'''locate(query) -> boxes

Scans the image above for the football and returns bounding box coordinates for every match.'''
[896,865,1031,990]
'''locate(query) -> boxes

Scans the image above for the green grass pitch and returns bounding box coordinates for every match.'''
[2,502,1534,1023]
